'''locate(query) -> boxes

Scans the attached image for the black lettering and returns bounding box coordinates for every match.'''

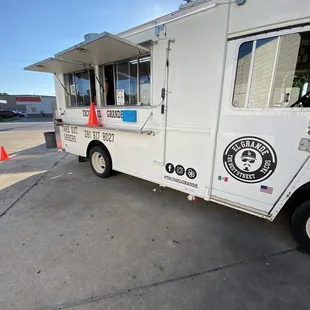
[107,110,122,118]
[71,126,78,134]
[102,132,115,143]
[92,131,100,140]
[84,130,91,139]
[63,125,70,133]
[164,175,198,188]
[82,110,90,117]
[64,134,76,143]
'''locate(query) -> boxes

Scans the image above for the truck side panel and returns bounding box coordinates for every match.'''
[60,5,229,198]
[229,0,310,38]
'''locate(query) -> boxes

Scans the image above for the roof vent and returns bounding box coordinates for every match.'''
[84,33,99,42]
[179,0,206,10]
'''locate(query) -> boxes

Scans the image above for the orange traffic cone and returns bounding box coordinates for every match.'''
[0,146,9,161]
[85,102,102,127]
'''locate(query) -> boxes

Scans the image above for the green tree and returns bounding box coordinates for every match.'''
[293,74,308,90]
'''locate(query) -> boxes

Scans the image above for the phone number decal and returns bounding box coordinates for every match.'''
[84,130,115,143]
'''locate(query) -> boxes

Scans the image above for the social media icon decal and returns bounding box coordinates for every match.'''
[165,163,175,174]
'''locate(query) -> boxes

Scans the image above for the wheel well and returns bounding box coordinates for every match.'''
[86,140,112,162]
[283,182,310,214]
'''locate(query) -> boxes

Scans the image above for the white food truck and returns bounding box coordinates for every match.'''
[26,0,310,253]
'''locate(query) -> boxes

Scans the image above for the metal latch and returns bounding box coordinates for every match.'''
[299,138,310,152]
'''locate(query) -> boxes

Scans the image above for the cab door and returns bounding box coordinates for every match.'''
[211,26,310,216]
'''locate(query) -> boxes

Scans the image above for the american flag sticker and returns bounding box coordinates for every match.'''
[218,176,228,182]
[260,185,273,194]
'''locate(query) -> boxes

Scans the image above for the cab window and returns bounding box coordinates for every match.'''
[233,31,310,108]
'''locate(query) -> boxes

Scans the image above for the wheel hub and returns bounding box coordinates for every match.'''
[92,152,106,174]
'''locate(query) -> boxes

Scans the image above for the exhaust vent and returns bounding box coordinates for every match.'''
[179,0,206,10]
[84,33,99,42]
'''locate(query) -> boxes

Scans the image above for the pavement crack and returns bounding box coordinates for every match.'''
[41,247,297,310]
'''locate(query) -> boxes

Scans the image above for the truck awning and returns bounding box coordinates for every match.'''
[55,32,150,65]
[24,57,88,74]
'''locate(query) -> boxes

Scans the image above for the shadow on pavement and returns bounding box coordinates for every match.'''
[8,143,51,156]
[0,143,67,216]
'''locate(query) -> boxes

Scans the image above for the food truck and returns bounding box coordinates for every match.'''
[25,0,310,253]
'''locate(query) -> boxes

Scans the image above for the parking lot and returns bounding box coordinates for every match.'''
[0,120,310,310]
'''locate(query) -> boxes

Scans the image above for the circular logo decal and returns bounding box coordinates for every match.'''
[175,165,185,176]
[223,136,277,184]
[186,168,197,180]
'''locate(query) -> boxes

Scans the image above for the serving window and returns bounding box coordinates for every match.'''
[99,55,151,106]
[65,69,96,107]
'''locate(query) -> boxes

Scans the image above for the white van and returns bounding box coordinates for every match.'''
[26,0,310,253]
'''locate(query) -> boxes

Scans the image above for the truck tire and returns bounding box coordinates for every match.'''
[89,146,112,178]
[291,200,310,254]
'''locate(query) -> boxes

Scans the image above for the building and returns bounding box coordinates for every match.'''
[0,95,55,117]
[0,95,22,111]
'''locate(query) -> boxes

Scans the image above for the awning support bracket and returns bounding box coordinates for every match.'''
[94,73,104,93]
[54,73,70,96]
[140,112,153,133]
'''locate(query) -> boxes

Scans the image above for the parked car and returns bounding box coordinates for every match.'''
[12,110,26,117]
[0,110,18,118]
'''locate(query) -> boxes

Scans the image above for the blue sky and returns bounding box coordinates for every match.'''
[0,0,179,95]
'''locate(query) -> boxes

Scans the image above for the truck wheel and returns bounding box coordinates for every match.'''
[291,200,310,254]
[89,146,112,178]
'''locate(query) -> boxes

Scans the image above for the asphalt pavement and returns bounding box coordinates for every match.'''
[0,119,309,310]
